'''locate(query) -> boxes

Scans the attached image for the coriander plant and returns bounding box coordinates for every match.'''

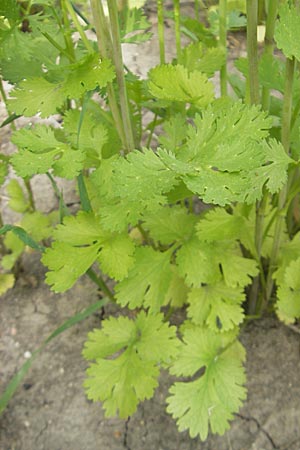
[1,0,300,442]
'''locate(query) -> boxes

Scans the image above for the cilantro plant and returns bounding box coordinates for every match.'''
[1,0,300,442]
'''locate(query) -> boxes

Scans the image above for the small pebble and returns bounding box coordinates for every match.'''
[24,351,32,359]
[24,421,30,428]
[59,367,65,374]
[10,327,17,336]
[15,342,20,348]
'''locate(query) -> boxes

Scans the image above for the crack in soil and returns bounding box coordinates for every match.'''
[236,413,278,449]
[123,416,131,450]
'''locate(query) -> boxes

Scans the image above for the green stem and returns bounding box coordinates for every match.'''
[265,57,296,302]
[146,114,158,148]
[61,0,76,61]
[107,0,135,152]
[261,0,279,110]
[173,0,181,63]
[64,0,94,53]
[246,0,259,105]
[219,0,227,97]
[195,0,200,20]
[24,179,35,212]
[157,0,165,64]
[86,268,115,301]
[90,0,127,147]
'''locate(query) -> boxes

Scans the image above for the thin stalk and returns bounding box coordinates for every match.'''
[146,114,158,148]
[261,0,279,110]
[195,0,200,20]
[90,0,127,147]
[265,57,296,302]
[157,0,165,64]
[61,0,76,61]
[39,30,75,61]
[86,268,115,301]
[64,0,94,53]
[246,0,259,105]
[246,0,262,313]
[24,179,35,212]
[219,0,227,97]
[107,0,135,152]
[173,0,181,62]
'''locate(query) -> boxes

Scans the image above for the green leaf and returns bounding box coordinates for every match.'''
[120,7,152,44]
[6,179,29,213]
[167,326,246,440]
[276,257,300,324]
[187,283,245,331]
[148,64,214,107]
[0,0,19,22]
[83,311,179,418]
[275,4,300,61]
[97,233,135,281]
[196,208,247,243]
[43,241,100,292]
[62,54,115,99]
[157,103,291,206]
[115,247,173,312]
[42,212,135,291]
[8,77,65,117]
[143,205,197,245]
[175,236,221,287]
[21,212,54,241]
[63,109,108,164]
[0,225,44,252]
[11,125,85,178]
[98,151,179,231]
[158,115,188,154]
[0,273,15,295]
[181,42,226,76]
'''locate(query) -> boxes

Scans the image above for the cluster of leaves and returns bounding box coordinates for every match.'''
[1,0,300,443]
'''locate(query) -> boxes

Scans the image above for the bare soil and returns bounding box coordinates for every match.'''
[1,3,300,450]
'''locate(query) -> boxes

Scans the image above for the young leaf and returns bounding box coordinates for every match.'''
[167,326,246,440]
[11,125,85,178]
[62,55,115,99]
[148,64,214,107]
[6,179,29,213]
[275,4,300,61]
[115,247,173,312]
[83,311,179,417]
[175,236,221,287]
[187,283,245,332]
[0,273,15,295]
[120,7,152,44]
[8,78,65,117]
[42,212,135,291]
[143,205,197,245]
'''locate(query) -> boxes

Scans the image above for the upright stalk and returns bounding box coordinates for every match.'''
[219,0,227,97]
[195,0,200,21]
[107,0,135,152]
[90,0,127,148]
[261,0,279,110]
[64,0,94,53]
[246,0,261,314]
[157,0,165,64]
[265,57,296,301]
[246,0,259,105]
[173,0,181,63]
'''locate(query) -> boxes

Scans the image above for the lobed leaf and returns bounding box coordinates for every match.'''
[167,326,246,440]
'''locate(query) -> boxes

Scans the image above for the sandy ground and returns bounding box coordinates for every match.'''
[1,3,300,450]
